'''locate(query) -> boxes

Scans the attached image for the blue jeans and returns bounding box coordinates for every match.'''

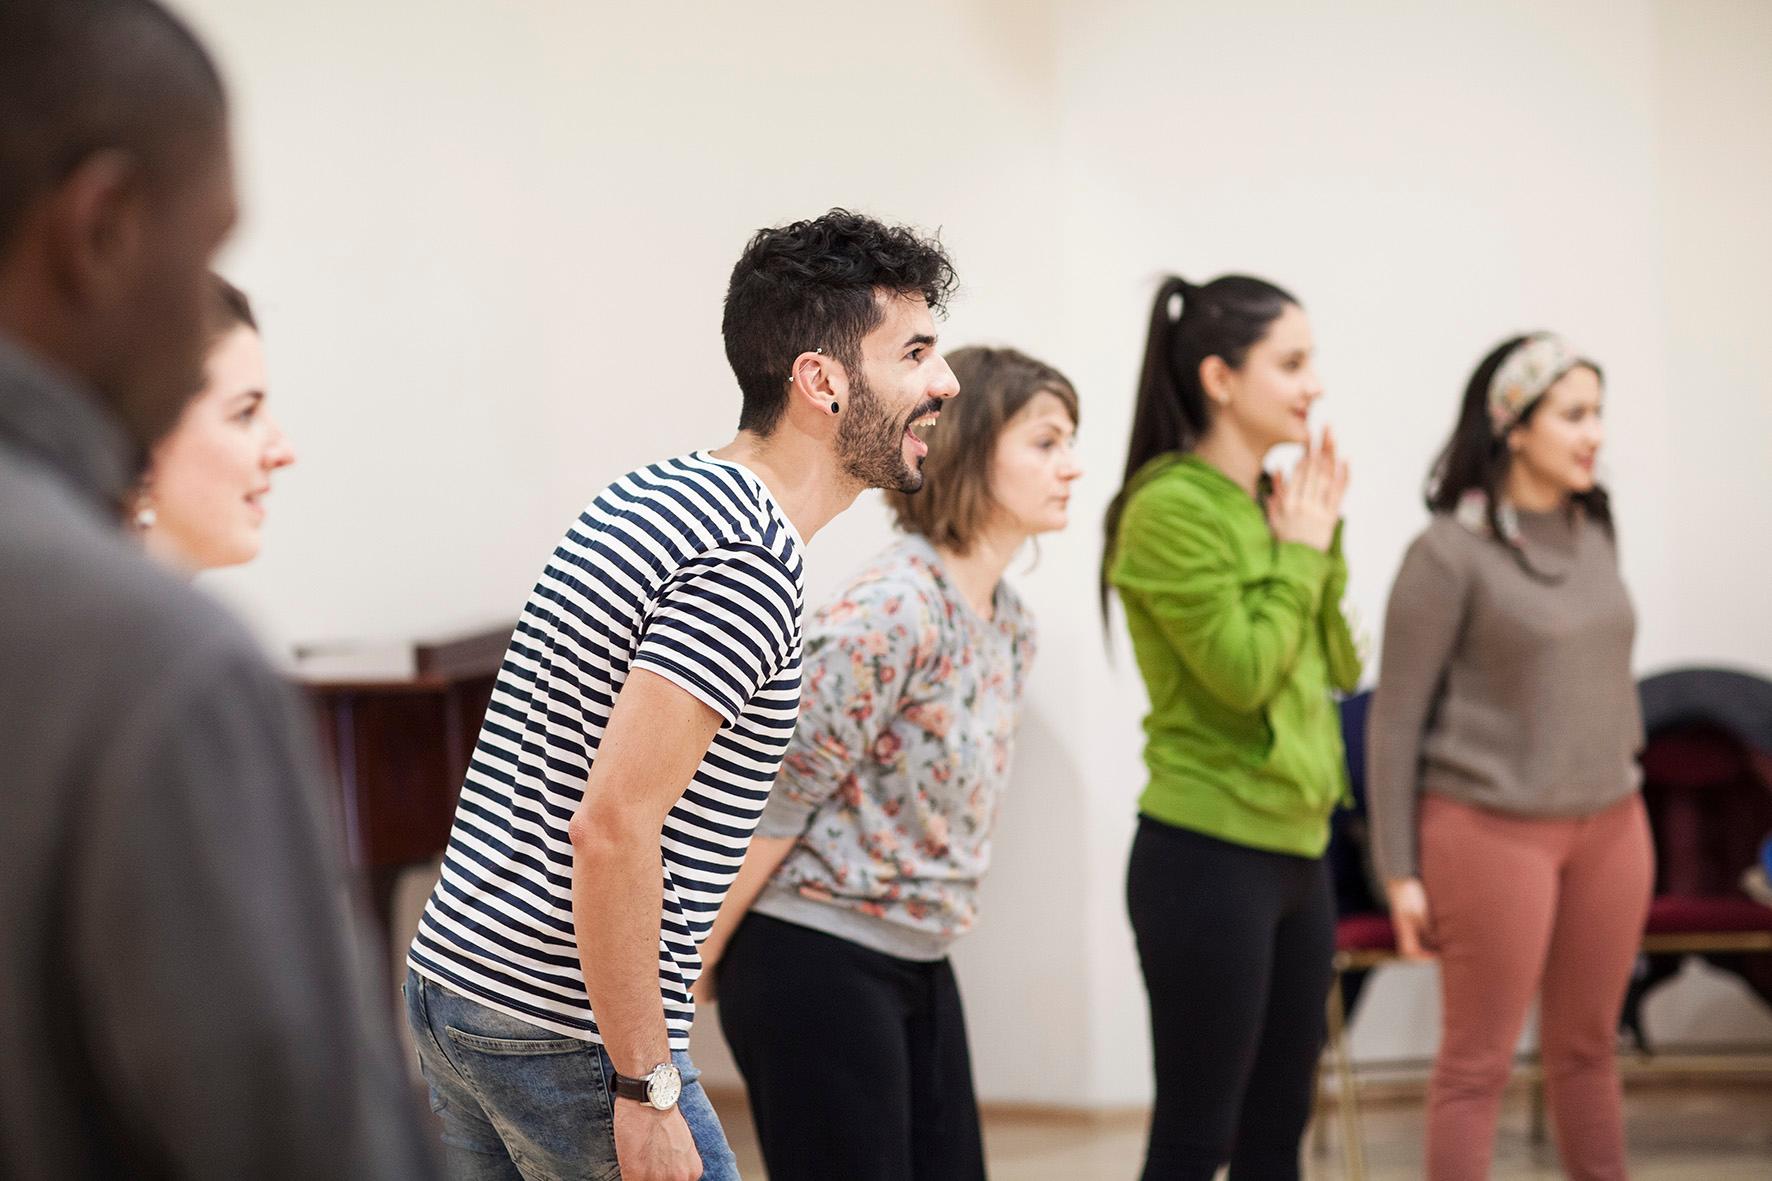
[404,969,740,1180]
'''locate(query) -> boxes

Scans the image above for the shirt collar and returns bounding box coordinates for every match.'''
[0,333,136,519]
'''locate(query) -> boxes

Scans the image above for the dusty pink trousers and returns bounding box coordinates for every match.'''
[1419,792,1653,1181]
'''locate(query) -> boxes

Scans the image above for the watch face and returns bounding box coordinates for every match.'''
[647,1064,682,1110]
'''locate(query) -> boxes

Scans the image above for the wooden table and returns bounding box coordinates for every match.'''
[298,627,510,941]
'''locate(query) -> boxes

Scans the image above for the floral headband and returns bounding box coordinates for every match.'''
[1487,332,1583,437]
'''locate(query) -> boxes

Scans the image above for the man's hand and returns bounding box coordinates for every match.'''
[613,1101,703,1181]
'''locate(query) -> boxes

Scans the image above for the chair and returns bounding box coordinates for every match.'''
[1624,668,1772,1056]
[1325,690,1385,1010]
[1317,689,1396,1179]
[1324,913,1395,1179]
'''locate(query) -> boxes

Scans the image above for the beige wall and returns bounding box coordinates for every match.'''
[1656,0,1772,671]
[177,0,1772,1107]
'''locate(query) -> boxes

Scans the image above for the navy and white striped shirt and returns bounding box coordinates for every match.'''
[409,452,805,1048]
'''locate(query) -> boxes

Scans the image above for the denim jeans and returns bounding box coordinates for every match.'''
[404,969,740,1180]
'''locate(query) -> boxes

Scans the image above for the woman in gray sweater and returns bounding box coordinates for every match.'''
[1368,333,1650,1181]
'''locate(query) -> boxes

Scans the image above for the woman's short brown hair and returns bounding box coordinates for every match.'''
[886,345,1078,554]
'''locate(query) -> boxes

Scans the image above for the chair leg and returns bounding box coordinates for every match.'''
[1326,970,1367,1180]
[1529,1061,1547,1146]
[1311,1037,1329,1159]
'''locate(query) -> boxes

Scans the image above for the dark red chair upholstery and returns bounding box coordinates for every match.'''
[1335,912,1398,956]
[1626,719,1772,1043]
[1645,894,1772,937]
[1641,723,1772,899]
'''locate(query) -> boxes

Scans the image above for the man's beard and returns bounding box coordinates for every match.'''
[836,370,930,494]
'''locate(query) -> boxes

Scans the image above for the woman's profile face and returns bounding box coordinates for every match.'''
[1510,365,1605,496]
[1213,302,1323,452]
[987,390,1082,539]
[143,325,295,572]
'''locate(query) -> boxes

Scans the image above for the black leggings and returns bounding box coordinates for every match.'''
[1126,816,1334,1181]
[715,912,986,1181]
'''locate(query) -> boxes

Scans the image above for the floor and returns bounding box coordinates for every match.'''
[706,1081,1772,1179]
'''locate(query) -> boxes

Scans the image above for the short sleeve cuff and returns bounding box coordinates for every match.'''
[630,652,742,725]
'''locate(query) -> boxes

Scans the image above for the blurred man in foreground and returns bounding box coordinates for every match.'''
[0,2,431,1176]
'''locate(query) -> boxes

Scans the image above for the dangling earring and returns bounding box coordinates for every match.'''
[830,401,840,414]
[133,487,157,531]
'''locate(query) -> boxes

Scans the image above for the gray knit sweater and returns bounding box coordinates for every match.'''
[1366,506,1643,882]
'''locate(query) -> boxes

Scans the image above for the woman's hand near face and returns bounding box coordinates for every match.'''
[1267,427,1349,551]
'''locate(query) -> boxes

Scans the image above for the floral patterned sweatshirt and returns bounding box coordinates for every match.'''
[751,535,1036,960]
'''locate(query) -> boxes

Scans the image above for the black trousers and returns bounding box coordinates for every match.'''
[1126,816,1334,1181]
[715,912,987,1181]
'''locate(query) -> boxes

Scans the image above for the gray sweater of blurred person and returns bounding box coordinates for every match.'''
[0,336,433,1179]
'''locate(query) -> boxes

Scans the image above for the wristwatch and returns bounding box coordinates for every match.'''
[612,1062,682,1111]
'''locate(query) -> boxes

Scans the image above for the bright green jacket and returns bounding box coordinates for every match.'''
[1110,453,1362,857]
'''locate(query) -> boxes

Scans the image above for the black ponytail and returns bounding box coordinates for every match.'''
[1100,273,1298,624]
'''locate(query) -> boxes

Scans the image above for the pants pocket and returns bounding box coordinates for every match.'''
[443,1025,620,1181]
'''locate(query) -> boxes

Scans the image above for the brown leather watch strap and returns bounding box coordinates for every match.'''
[611,1070,652,1102]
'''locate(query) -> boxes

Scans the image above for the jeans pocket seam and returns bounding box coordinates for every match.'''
[444,1026,593,1056]
[407,976,461,1070]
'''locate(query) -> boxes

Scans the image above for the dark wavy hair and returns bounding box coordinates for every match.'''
[206,272,255,340]
[1426,334,1611,580]
[887,345,1078,555]
[722,208,958,434]
[1099,273,1297,621]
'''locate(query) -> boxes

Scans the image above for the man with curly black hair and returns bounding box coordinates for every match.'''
[406,209,960,1180]
[723,207,960,493]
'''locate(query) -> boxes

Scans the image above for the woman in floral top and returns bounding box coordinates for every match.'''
[701,345,1082,1180]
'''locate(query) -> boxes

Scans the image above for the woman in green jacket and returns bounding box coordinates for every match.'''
[1104,275,1360,1180]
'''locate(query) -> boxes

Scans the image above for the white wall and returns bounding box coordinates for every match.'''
[1656,0,1772,673]
[175,0,1772,1109]
[190,0,1066,654]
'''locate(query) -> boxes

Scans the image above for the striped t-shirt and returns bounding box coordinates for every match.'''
[408,452,805,1049]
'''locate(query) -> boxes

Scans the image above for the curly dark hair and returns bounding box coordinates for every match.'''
[722,208,958,434]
